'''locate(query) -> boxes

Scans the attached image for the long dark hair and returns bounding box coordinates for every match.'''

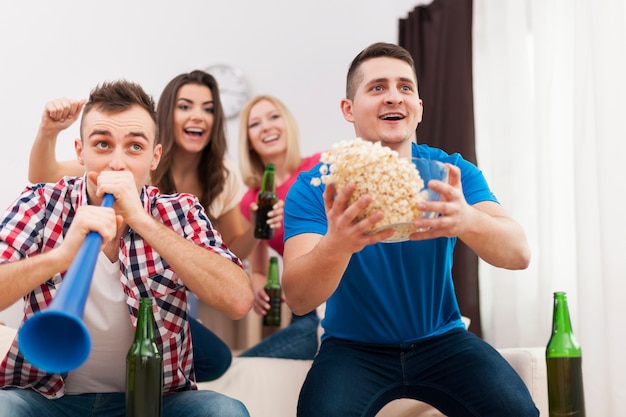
[151,70,228,221]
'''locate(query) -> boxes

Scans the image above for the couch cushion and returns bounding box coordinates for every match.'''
[198,357,311,417]
[1,325,547,417]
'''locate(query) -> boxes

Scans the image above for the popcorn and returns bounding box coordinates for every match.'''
[311,138,428,239]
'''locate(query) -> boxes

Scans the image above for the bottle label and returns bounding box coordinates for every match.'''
[126,354,163,416]
[546,357,586,416]
[254,202,275,239]
[263,287,282,326]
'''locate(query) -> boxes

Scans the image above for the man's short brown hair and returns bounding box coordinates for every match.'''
[80,80,157,139]
[346,42,417,100]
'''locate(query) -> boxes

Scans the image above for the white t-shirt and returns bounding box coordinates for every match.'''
[207,157,246,219]
[64,252,134,394]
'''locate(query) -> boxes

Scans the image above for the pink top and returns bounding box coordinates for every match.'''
[240,153,322,256]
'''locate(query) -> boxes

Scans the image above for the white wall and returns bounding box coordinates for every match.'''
[0,0,427,327]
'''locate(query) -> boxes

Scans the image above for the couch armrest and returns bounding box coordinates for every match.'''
[499,347,548,416]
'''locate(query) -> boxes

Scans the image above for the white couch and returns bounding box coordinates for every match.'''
[0,324,548,416]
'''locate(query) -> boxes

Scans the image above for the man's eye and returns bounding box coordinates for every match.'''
[95,142,109,149]
[372,85,383,92]
[131,144,143,152]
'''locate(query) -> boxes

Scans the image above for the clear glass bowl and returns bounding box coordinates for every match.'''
[371,158,449,243]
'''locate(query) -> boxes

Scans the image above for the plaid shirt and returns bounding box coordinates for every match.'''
[0,176,242,398]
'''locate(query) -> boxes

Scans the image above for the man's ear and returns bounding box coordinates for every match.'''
[417,99,424,124]
[74,138,85,166]
[340,98,355,123]
[151,144,162,171]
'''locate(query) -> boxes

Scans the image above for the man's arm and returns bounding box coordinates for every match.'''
[29,98,85,183]
[0,250,70,311]
[458,201,530,269]
[0,204,118,311]
[94,171,254,320]
[410,164,531,270]
[131,212,254,319]
[282,183,393,315]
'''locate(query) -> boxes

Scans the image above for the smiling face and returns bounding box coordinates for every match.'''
[172,83,215,155]
[246,99,288,162]
[341,57,423,157]
[76,104,161,194]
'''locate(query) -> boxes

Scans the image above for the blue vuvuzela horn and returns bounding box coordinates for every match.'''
[18,193,115,373]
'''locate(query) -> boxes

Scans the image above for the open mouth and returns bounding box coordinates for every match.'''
[262,134,279,144]
[184,127,205,138]
[380,113,405,121]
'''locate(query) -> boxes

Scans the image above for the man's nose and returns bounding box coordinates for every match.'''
[108,148,126,170]
[385,88,404,105]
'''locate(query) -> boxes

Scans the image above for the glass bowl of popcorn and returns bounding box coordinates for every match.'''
[311,139,449,243]
[371,157,449,242]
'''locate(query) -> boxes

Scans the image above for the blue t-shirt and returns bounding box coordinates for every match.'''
[284,143,497,344]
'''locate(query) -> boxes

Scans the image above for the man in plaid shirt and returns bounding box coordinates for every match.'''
[0,80,254,417]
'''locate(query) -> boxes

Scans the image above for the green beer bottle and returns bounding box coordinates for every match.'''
[263,256,281,327]
[546,291,585,417]
[126,297,163,417]
[254,163,278,240]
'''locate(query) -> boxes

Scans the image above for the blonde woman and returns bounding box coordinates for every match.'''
[238,95,320,359]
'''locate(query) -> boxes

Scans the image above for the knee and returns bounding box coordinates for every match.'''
[493,391,539,417]
[0,390,33,417]
[209,395,250,417]
[207,352,232,380]
[510,400,540,417]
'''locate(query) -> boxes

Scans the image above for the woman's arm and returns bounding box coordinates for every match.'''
[217,207,259,259]
[247,240,275,316]
[29,98,85,183]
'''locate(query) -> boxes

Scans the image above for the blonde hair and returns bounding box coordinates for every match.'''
[238,95,302,189]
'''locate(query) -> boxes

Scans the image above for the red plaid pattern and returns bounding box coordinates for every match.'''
[0,177,242,398]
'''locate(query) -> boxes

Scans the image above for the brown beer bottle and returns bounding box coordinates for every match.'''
[254,163,278,240]
[263,256,281,327]
[546,291,585,417]
[126,297,163,417]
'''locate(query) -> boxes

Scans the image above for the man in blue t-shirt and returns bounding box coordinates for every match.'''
[282,42,538,417]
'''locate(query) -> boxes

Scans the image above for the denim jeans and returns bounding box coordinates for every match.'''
[190,316,233,382]
[0,388,249,417]
[238,310,319,359]
[297,328,539,417]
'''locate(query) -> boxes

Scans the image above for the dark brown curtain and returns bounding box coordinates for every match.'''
[399,0,482,337]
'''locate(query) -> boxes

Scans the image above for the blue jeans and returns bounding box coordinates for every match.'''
[190,317,233,382]
[238,310,319,359]
[0,388,249,417]
[298,328,539,417]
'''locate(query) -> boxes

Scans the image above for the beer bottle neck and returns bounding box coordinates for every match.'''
[260,165,276,193]
[547,292,582,358]
[135,298,156,342]
[266,258,280,288]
